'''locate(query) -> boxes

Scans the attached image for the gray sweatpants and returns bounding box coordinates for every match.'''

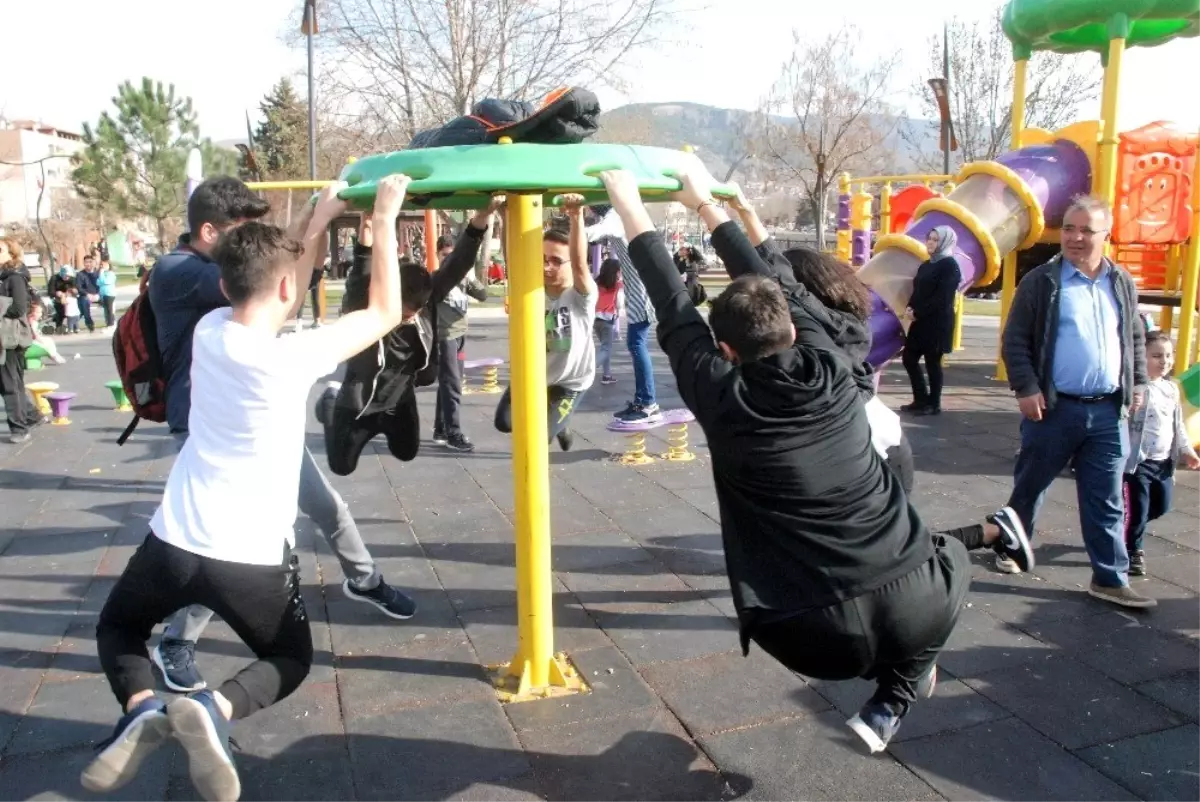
[161,433,379,643]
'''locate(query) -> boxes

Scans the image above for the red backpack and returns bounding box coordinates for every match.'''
[112,288,167,444]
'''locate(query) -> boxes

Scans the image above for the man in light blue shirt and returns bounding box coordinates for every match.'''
[1001,195,1151,609]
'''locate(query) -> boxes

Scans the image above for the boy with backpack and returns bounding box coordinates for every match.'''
[594,167,978,754]
[84,177,412,801]
[114,176,414,700]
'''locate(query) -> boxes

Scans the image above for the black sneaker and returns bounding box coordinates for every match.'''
[914,405,941,416]
[7,431,30,445]
[167,691,240,802]
[556,428,575,452]
[989,506,1034,573]
[615,403,662,423]
[899,402,928,414]
[343,579,416,619]
[81,697,170,793]
[600,375,617,385]
[1129,549,1146,577]
[432,428,447,445]
[613,401,637,419]
[444,432,475,452]
[847,702,902,754]
[152,638,207,693]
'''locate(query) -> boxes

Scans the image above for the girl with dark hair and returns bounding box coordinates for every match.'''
[594,258,623,384]
[901,226,961,415]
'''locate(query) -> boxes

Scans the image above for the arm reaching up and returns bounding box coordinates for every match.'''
[431,196,503,302]
[560,194,597,297]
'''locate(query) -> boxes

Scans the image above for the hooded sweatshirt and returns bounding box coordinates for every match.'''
[626,225,932,651]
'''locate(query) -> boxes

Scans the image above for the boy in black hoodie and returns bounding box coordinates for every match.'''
[597,168,1001,754]
[315,198,502,475]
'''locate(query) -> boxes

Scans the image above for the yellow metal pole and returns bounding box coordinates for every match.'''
[1176,144,1200,376]
[879,182,892,235]
[505,192,554,693]
[1096,34,1126,213]
[1159,244,1180,333]
[996,56,1029,383]
[952,292,964,352]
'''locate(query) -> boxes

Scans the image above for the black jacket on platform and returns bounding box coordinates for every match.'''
[905,256,960,354]
[627,225,933,652]
[335,223,487,419]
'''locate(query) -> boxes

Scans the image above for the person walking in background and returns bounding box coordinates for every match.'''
[594,257,623,385]
[1,237,39,444]
[97,260,118,329]
[1002,195,1152,609]
[586,205,661,423]
[1122,331,1200,576]
[901,226,961,416]
[434,232,489,452]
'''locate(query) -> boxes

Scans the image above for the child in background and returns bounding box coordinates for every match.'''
[1123,331,1200,576]
[63,289,81,333]
[28,298,67,363]
[594,258,623,385]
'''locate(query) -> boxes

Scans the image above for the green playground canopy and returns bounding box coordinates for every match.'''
[337,143,733,211]
[1002,0,1199,58]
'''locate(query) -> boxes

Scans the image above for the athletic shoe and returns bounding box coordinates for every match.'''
[988,507,1034,573]
[556,428,575,452]
[431,428,448,445]
[1129,549,1146,577]
[601,375,617,385]
[444,433,475,453]
[995,552,1021,574]
[615,403,662,424]
[899,402,929,414]
[847,703,902,754]
[913,406,941,416]
[152,639,206,693]
[7,431,30,445]
[343,579,416,619]
[167,691,240,802]
[1088,582,1157,609]
[81,697,170,793]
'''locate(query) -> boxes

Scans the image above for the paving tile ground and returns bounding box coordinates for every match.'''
[0,318,1196,800]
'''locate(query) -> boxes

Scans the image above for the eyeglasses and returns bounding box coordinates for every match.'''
[543,255,570,267]
[1061,225,1107,237]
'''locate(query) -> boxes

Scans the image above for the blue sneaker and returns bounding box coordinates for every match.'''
[847,703,903,754]
[167,691,240,802]
[81,697,170,792]
[153,638,206,692]
[343,579,416,620]
[615,403,662,424]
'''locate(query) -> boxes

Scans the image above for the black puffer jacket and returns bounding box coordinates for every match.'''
[408,88,600,149]
[334,223,487,418]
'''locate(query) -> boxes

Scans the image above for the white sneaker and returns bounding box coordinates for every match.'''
[995,552,1021,574]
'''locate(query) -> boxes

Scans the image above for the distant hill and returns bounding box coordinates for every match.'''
[596,102,942,181]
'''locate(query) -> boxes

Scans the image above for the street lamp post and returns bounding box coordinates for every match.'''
[302,0,319,181]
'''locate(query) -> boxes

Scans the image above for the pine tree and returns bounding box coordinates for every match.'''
[71,78,235,245]
[252,78,309,180]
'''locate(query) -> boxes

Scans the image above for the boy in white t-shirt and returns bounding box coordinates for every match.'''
[84,176,414,802]
[494,194,597,451]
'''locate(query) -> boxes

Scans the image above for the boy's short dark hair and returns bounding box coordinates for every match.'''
[709,275,793,362]
[399,260,434,311]
[543,228,570,246]
[213,222,303,305]
[436,234,454,251]
[188,176,270,232]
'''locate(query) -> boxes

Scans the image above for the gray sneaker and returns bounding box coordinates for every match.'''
[1088,582,1157,609]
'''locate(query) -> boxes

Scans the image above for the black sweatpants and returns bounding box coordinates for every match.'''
[901,343,946,408]
[750,534,971,716]
[434,336,465,436]
[96,533,312,720]
[1,346,30,436]
[494,384,586,443]
[885,431,986,549]
[320,389,420,476]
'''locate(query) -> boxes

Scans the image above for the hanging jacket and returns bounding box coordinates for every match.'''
[335,223,487,419]
[408,88,600,149]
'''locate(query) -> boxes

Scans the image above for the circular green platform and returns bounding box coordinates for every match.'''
[1002,0,1199,57]
[337,143,734,210]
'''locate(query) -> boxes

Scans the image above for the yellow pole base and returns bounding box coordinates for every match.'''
[487,652,588,703]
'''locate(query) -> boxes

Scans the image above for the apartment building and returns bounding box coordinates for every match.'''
[0,119,85,225]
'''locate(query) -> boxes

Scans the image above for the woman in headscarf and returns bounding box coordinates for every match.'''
[901,225,962,415]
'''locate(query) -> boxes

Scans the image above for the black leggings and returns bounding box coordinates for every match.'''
[319,388,420,476]
[901,343,945,408]
[1,346,31,435]
[96,534,312,720]
[885,431,986,550]
[101,295,116,327]
[751,534,970,716]
[494,384,585,443]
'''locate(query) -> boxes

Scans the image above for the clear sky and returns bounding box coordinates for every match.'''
[5,0,1198,143]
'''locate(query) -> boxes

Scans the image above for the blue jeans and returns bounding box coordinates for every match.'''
[1006,396,1130,587]
[626,321,656,407]
[594,317,616,377]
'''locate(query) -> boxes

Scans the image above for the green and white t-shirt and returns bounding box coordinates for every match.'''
[545,287,598,391]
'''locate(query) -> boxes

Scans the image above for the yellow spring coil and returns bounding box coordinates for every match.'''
[617,432,656,466]
[664,422,696,462]
[480,366,501,393]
